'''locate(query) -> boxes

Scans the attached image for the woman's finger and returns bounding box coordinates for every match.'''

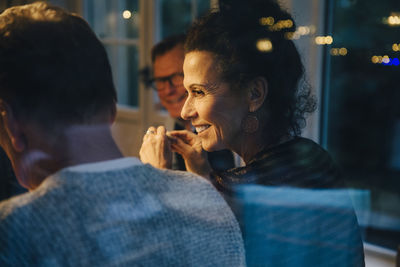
[171,137,192,156]
[169,130,199,145]
[157,125,167,136]
[169,130,196,138]
[166,131,177,144]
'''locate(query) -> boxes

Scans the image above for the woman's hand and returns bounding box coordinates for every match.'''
[139,126,172,169]
[169,130,211,178]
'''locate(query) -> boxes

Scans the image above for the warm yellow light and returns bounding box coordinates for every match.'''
[285,32,300,40]
[315,36,323,45]
[122,10,132,19]
[256,38,273,52]
[388,15,400,25]
[297,26,310,35]
[268,19,293,31]
[315,36,333,45]
[267,17,275,25]
[285,32,294,40]
[330,48,338,56]
[283,20,293,28]
[393,44,399,51]
[330,48,347,56]
[386,13,400,26]
[325,36,333,44]
[371,56,379,63]
[259,16,274,26]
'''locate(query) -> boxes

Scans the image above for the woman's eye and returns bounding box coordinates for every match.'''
[191,89,204,96]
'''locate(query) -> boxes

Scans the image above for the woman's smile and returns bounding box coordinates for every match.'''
[194,125,211,134]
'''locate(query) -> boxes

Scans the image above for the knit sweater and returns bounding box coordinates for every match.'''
[0,158,245,267]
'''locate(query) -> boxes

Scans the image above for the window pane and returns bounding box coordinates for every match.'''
[117,0,140,39]
[85,0,139,39]
[85,0,140,108]
[322,0,400,250]
[85,0,114,38]
[160,0,191,38]
[160,0,209,38]
[106,45,139,107]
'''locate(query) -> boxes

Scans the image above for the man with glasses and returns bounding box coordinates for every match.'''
[151,35,187,121]
[149,35,235,171]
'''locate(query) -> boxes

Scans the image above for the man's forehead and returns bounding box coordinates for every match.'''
[153,46,184,76]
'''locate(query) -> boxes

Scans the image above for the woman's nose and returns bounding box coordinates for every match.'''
[181,96,196,120]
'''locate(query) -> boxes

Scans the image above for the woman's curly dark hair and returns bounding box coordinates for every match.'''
[185,0,316,139]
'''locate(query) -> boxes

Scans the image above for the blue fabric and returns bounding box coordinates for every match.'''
[210,137,366,266]
[236,185,366,267]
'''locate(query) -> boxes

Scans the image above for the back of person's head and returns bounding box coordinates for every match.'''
[0,2,116,131]
[151,34,186,63]
[185,0,315,139]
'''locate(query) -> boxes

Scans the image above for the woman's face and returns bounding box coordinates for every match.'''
[182,51,248,151]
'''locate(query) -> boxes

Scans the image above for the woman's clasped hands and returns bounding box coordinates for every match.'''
[139,126,211,178]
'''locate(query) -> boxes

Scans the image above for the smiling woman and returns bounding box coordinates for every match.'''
[140,0,366,265]
[175,0,318,169]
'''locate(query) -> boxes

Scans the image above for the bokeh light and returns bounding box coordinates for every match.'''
[122,10,132,19]
[256,38,273,52]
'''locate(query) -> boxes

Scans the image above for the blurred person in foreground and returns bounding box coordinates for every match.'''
[0,2,245,266]
[142,0,365,266]
[143,34,235,171]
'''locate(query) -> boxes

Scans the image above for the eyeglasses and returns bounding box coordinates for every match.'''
[151,72,184,91]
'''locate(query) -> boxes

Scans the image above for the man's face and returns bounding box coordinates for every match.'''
[153,44,187,118]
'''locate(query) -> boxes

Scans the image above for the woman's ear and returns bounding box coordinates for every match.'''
[0,100,26,152]
[248,77,268,112]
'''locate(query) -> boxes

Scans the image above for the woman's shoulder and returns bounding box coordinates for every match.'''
[253,136,333,164]
[212,136,344,190]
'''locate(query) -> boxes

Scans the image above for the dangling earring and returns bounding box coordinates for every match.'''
[241,114,259,134]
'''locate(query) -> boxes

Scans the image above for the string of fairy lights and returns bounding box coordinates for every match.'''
[255,13,399,66]
[118,8,400,66]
